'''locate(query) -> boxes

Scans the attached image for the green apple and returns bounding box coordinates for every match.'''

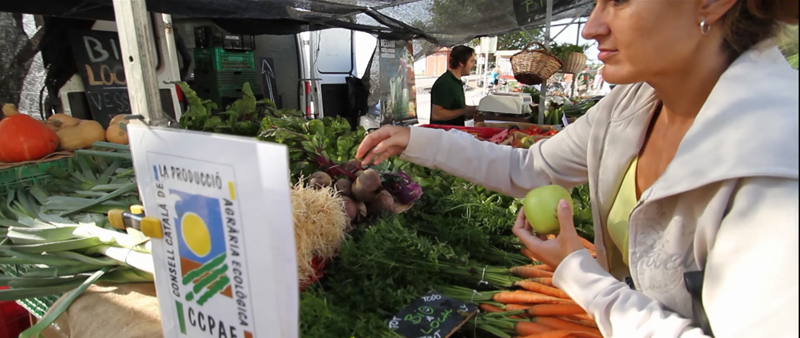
[523,185,574,235]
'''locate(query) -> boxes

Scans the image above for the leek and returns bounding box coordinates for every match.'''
[18,267,110,338]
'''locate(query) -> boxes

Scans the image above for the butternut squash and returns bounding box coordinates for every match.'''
[106,114,130,145]
[57,120,106,151]
[48,113,81,128]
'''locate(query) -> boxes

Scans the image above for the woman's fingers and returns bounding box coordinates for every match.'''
[356,129,390,160]
[556,199,577,235]
[370,146,399,165]
[513,210,544,247]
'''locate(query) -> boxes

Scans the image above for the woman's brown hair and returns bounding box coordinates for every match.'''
[720,0,798,56]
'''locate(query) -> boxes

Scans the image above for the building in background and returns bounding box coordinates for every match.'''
[424,47,450,77]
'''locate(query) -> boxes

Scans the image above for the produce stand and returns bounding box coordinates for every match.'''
[1,1,602,338]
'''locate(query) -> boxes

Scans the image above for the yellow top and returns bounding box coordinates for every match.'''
[607,157,639,266]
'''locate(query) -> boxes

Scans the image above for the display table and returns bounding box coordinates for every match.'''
[474,113,531,123]
[40,283,162,338]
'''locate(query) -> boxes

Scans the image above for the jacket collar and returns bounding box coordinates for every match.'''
[644,42,799,201]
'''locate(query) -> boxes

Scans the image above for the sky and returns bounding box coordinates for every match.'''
[549,18,599,62]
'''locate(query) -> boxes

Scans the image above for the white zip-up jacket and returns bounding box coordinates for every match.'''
[401,42,799,337]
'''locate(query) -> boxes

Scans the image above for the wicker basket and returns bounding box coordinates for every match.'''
[561,52,587,74]
[510,42,562,85]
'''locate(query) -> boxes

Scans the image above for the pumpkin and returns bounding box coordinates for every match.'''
[48,113,81,128]
[0,104,60,163]
[106,114,130,145]
[57,120,106,151]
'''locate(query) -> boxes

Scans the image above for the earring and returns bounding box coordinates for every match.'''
[700,18,711,35]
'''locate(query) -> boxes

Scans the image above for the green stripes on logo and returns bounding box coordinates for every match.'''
[175,300,187,334]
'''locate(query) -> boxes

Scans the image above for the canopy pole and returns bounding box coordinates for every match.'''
[572,18,583,98]
[113,0,168,126]
[538,0,553,125]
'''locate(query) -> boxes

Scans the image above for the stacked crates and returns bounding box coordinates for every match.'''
[192,26,260,107]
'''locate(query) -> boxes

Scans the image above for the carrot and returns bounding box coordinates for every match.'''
[530,277,555,287]
[578,237,595,251]
[480,303,504,313]
[510,266,555,278]
[504,303,533,317]
[515,321,553,336]
[493,291,576,305]
[532,264,556,272]
[527,304,586,316]
[555,315,598,328]
[565,313,594,323]
[514,280,570,299]
[532,317,602,337]
[504,303,533,311]
[567,332,603,338]
[518,330,578,338]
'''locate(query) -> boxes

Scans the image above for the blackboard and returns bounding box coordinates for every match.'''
[68,30,177,128]
[69,30,129,129]
[388,291,477,338]
[258,57,279,106]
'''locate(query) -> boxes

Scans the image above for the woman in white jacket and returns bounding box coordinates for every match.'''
[356,0,799,337]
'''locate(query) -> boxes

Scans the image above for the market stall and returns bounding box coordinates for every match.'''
[1,0,603,337]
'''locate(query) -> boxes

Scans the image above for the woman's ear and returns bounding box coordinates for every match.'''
[700,0,737,24]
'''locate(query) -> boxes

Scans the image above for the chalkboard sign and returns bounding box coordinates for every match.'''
[388,291,477,338]
[259,57,279,105]
[69,30,129,129]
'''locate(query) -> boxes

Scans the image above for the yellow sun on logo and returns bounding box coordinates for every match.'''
[181,212,211,257]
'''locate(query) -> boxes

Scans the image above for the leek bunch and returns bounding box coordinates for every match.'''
[0,143,154,337]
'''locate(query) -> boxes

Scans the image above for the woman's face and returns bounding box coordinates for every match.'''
[582,0,704,85]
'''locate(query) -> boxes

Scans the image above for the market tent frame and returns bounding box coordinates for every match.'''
[1,0,595,124]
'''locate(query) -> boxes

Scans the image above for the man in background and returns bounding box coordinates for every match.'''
[430,45,478,126]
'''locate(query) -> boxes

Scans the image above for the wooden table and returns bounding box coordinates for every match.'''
[474,113,532,124]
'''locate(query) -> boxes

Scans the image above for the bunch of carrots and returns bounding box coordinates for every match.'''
[444,237,601,338]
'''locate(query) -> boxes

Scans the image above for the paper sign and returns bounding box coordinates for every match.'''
[388,291,477,338]
[127,125,297,338]
[562,114,570,127]
[447,128,476,139]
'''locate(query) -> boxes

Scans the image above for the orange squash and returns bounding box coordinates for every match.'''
[0,104,60,163]
[105,114,130,145]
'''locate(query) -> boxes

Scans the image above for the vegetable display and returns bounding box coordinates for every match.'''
[0,83,601,338]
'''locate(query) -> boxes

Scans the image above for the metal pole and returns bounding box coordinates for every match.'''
[572,19,582,98]
[538,0,553,125]
[548,16,582,43]
[113,0,168,126]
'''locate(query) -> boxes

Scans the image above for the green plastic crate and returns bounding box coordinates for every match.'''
[1,159,70,317]
[194,48,255,71]
[0,158,70,195]
[0,264,60,318]
[194,69,260,90]
[195,82,261,99]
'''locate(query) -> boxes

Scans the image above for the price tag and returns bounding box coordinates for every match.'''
[388,291,477,338]
[447,128,476,139]
[562,114,570,127]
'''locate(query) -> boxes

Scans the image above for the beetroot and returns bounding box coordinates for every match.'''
[342,196,358,220]
[366,190,395,216]
[334,178,353,198]
[342,159,362,174]
[381,171,423,204]
[352,169,381,202]
[308,171,332,189]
